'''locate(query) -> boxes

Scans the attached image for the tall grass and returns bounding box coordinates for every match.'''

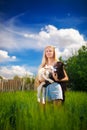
[0,91,87,130]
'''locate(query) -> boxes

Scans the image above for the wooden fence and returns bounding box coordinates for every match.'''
[0,79,22,92]
[0,79,35,92]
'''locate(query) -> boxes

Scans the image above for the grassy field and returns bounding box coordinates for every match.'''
[0,91,87,130]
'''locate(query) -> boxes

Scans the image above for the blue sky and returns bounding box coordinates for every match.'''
[0,0,87,79]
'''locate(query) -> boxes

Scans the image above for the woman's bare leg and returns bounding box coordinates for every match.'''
[53,99,62,106]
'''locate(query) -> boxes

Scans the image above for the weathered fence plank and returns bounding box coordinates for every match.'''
[0,79,22,92]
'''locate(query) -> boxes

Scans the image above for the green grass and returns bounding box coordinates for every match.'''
[0,91,87,130]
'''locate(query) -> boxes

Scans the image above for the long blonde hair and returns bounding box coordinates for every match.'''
[40,45,58,68]
[34,45,59,87]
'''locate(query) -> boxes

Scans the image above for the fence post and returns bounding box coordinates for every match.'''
[1,80,3,92]
[21,78,25,91]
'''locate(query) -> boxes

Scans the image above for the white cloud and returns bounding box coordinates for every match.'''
[24,25,86,59]
[0,50,16,62]
[0,15,87,59]
[0,65,34,79]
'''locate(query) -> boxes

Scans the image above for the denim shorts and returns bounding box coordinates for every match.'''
[46,82,63,101]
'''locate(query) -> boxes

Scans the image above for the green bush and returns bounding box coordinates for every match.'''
[65,45,87,91]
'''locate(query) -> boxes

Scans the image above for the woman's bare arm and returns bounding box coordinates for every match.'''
[52,69,69,82]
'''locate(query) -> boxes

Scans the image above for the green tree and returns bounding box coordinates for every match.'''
[0,76,3,80]
[65,45,87,91]
[13,75,20,80]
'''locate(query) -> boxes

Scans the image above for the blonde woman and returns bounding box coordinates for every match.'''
[35,45,69,105]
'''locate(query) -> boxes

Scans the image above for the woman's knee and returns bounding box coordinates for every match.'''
[53,99,62,106]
